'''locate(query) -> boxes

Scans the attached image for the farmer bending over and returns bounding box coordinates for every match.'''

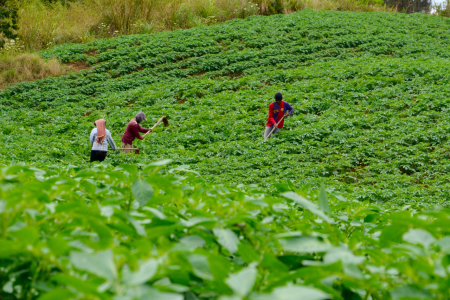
[90,119,117,162]
[264,92,293,139]
[121,112,152,153]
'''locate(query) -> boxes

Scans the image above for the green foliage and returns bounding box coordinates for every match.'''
[268,0,285,14]
[2,10,450,299]
[0,3,18,45]
[2,10,450,205]
[1,162,450,299]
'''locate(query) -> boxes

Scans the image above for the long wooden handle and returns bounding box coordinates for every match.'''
[265,115,286,140]
[143,117,165,138]
[150,116,166,131]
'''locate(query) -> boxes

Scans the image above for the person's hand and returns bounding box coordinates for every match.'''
[148,128,153,132]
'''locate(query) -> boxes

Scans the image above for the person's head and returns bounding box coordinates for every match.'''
[275,92,283,105]
[135,112,147,124]
[94,119,106,126]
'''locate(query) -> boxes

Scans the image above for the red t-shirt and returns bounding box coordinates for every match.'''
[121,122,150,144]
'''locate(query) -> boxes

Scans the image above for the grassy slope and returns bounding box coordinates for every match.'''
[12,0,386,51]
[2,10,450,205]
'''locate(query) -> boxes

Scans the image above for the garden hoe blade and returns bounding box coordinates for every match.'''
[162,117,169,127]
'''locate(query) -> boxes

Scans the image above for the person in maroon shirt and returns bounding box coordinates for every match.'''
[121,112,152,153]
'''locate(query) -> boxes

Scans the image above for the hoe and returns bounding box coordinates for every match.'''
[117,116,169,154]
[265,113,287,140]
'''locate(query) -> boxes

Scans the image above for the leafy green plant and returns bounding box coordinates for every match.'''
[0,3,18,46]
[2,10,450,205]
[1,162,450,299]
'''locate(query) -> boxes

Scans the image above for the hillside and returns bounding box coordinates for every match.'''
[2,9,450,300]
[3,0,386,53]
[2,10,450,208]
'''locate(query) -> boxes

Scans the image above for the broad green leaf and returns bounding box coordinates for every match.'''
[38,288,75,300]
[272,286,330,300]
[180,217,216,227]
[251,286,331,300]
[117,164,138,174]
[143,207,167,219]
[47,237,70,256]
[132,179,153,207]
[124,259,158,286]
[237,242,260,263]
[343,263,363,280]
[139,288,183,300]
[9,227,39,244]
[88,220,113,247]
[53,275,100,295]
[350,220,362,227]
[0,240,24,258]
[390,285,431,299]
[153,277,189,292]
[282,192,333,223]
[187,254,213,280]
[3,280,13,293]
[0,200,6,213]
[149,159,173,166]
[380,224,409,246]
[213,227,240,254]
[318,185,330,215]
[262,253,290,272]
[274,183,292,193]
[179,235,206,250]
[280,236,332,253]
[436,236,450,252]
[126,214,147,237]
[323,247,365,265]
[402,228,436,249]
[219,296,241,300]
[69,249,117,281]
[225,266,257,297]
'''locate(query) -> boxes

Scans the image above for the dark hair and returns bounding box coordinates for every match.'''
[136,112,147,124]
[275,92,283,101]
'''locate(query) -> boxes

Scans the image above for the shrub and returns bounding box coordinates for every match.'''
[0,53,67,88]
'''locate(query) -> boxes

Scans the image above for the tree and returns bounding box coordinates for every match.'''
[0,0,19,46]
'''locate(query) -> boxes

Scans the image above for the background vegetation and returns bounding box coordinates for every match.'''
[2,162,450,300]
[2,5,450,300]
[1,0,386,52]
[2,10,450,206]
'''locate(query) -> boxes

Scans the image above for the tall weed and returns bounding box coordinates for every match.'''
[0,53,69,89]
[13,0,97,50]
[5,0,388,52]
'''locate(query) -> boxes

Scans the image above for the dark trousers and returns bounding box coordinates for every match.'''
[90,150,108,162]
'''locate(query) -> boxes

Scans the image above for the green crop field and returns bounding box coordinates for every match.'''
[2,10,450,205]
[2,9,450,300]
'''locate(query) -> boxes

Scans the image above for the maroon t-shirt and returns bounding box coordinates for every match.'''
[121,122,150,144]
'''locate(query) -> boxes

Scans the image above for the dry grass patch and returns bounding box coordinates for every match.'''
[8,0,389,52]
[0,53,82,89]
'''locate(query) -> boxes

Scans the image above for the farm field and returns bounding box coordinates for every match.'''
[2,11,450,205]
[2,163,450,299]
[2,9,450,300]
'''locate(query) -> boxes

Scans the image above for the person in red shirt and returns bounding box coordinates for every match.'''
[264,92,293,139]
[121,112,152,153]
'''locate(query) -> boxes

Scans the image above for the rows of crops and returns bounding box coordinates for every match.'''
[3,8,450,300]
[2,10,450,205]
[2,162,450,299]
